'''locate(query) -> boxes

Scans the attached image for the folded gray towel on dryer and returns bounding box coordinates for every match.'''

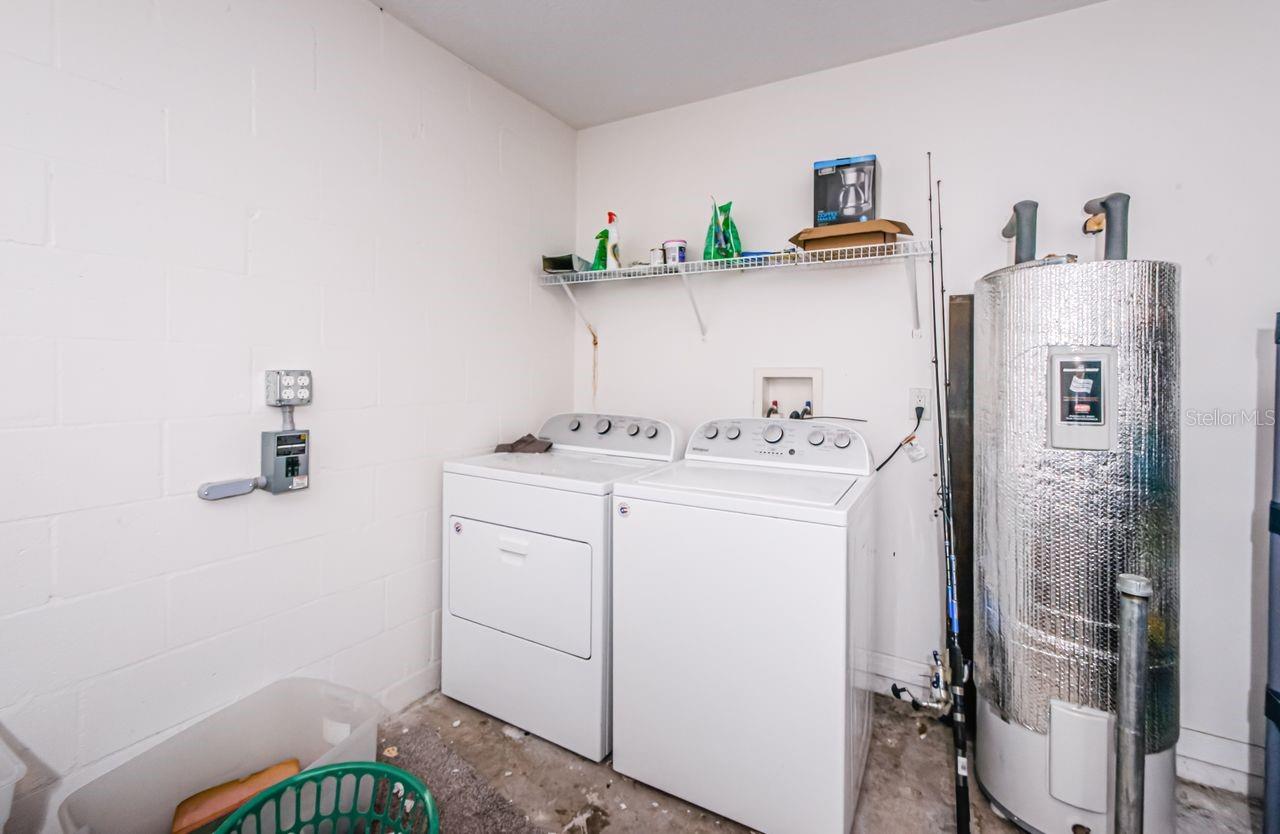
[494,434,552,454]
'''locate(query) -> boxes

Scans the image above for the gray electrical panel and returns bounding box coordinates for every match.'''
[198,369,315,501]
[260,430,310,493]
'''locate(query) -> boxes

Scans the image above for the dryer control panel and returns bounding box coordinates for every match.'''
[538,413,679,461]
[685,418,872,475]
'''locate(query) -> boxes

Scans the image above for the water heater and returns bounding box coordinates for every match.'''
[973,197,1180,833]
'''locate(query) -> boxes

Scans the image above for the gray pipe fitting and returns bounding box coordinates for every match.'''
[1083,192,1131,260]
[1116,571,1152,834]
[1001,200,1038,264]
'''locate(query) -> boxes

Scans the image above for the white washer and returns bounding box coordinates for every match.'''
[442,413,679,762]
[611,418,879,834]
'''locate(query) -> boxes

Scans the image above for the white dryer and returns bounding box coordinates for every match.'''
[442,413,679,762]
[611,418,878,834]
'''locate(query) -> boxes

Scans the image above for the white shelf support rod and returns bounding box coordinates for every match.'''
[904,254,922,334]
[558,278,602,407]
[558,279,596,335]
[679,273,709,340]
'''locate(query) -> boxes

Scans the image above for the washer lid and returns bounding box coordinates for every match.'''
[445,450,665,495]
[633,460,856,507]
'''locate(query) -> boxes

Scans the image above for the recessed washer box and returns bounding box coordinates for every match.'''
[753,367,822,418]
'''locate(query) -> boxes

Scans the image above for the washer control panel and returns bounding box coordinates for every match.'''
[538,413,679,461]
[685,418,871,475]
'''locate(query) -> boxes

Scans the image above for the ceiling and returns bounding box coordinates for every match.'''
[377,0,1100,128]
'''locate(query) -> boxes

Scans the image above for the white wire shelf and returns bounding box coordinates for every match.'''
[543,238,932,341]
[539,239,932,286]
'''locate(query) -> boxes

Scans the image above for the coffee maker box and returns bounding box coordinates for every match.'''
[813,154,878,226]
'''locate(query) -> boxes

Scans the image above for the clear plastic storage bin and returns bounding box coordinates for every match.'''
[0,733,28,830]
[58,678,384,834]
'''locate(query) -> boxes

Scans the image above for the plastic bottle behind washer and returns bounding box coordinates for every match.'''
[606,211,621,270]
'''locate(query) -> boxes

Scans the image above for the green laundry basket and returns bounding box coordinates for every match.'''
[212,761,439,834]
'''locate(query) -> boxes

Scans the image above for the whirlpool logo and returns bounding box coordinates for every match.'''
[690,446,710,453]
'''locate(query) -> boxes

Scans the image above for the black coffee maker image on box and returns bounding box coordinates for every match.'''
[813,154,878,226]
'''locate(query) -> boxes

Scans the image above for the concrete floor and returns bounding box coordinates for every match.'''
[384,692,1260,833]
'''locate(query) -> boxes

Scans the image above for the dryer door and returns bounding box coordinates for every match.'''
[448,516,593,659]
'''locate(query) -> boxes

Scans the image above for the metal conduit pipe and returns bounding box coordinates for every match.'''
[1116,573,1153,834]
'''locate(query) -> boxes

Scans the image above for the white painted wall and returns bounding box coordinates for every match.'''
[0,1,574,829]
[574,0,1279,794]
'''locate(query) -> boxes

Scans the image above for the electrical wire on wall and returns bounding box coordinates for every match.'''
[870,409,921,473]
[589,324,599,407]
[804,414,868,423]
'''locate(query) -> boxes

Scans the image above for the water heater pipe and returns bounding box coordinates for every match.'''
[1083,192,1131,260]
[1116,573,1152,834]
[1000,200,1038,264]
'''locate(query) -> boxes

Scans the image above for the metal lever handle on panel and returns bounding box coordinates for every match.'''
[198,476,265,501]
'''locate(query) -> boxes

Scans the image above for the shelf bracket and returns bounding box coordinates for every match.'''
[904,254,922,336]
[557,278,601,406]
[557,280,596,335]
[679,272,709,340]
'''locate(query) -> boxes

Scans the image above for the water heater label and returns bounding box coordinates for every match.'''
[1058,359,1104,425]
[1047,347,1116,451]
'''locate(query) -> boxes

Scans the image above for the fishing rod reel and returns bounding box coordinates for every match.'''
[891,650,956,721]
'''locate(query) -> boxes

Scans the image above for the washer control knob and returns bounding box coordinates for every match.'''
[834,432,852,449]
[725,426,741,440]
[703,424,719,440]
[763,424,784,444]
[595,418,612,434]
[568,418,581,431]
[644,425,659,439]
[627,423,640,436]
[808,430,825,446]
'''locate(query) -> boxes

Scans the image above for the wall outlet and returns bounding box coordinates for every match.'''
[910,387,933,420]
[265,370,313,407]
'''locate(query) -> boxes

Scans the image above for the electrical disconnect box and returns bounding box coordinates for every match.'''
[260,430,309,493]
[197,370,314,501]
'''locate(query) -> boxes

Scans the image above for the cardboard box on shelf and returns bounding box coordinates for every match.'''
[789,219,913,252]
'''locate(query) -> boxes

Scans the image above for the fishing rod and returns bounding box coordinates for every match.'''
[889,156,972,833]
[930,156,972,834]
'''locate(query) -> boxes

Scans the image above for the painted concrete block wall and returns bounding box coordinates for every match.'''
[0,1,575,830]
[573,0,1278,795]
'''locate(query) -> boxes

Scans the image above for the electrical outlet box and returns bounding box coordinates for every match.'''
[265,370,312,407]
[754,367,823,419]
[910,387,933,420]
[261,430,310,494]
